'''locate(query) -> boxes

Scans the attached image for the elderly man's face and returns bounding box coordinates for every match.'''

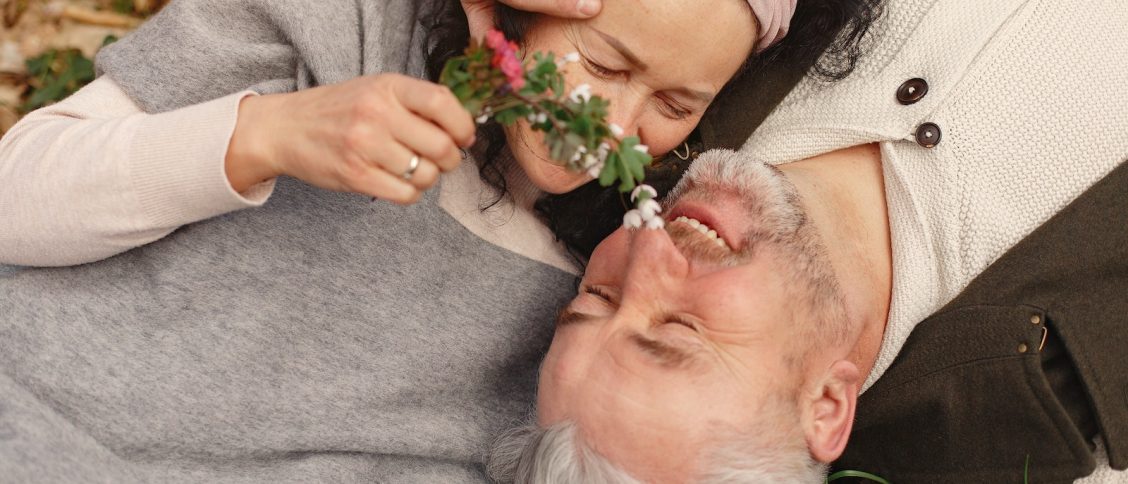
[536,155,825,482]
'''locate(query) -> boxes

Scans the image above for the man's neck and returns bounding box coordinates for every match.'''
[776,144,892,380]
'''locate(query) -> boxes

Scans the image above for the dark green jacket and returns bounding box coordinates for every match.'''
[834,160,1128,483]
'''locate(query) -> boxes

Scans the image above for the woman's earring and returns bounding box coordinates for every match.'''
[673,142,693,161]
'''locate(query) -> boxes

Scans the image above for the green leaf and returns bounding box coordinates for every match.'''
[520,79,547,96]
[24,84,62,111]
[439,57,465,87]
[547,131,566,161]
[495,108,522,125]
[452,83,473,102]
[584,96,610,119]
[618,162,637,192]
[550,132,583,166]
[570,115,593,139]
[533,56,557,77]
[599,152,620,187]
[21,49,97,113]
[111,0,133,14]
[463,99,483,116]
[26,52,52,78]
[627,151,646,182]
[69,55,95,81]
[550,75,565,99]
[825,470,891,484]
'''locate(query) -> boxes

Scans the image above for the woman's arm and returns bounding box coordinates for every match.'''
[0,77,274,267]
[0,72,478,267]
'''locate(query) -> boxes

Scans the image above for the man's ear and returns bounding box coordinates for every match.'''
[800,360,860,463]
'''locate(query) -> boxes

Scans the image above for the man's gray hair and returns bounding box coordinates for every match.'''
[487,422,642,484]
[487,421,827,483]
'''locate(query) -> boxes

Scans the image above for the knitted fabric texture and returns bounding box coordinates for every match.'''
[744,0,1128,419]
[743,4,1128,478]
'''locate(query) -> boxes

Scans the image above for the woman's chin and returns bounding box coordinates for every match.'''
[504,122,591,194]
[525,158,591,194]
[507,143,589,194]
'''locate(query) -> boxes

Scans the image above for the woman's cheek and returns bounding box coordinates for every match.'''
[638,113,704,157]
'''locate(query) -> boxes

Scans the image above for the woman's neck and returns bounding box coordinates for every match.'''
[436,150,581,275]
[496,151,545,212]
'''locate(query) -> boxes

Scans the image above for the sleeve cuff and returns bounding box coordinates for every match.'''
[126,90,276,231]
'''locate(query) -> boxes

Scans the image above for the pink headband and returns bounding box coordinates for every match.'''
[748,0,797,52]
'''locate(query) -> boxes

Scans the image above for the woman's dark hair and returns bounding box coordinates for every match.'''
[424,0,883,260]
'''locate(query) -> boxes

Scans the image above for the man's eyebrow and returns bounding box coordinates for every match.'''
[556,306,595,328]
[592,28,649,71]
[629,332,696,368]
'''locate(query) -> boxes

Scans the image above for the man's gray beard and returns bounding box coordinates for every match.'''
[664,148,852,354]
[663,149,809,267]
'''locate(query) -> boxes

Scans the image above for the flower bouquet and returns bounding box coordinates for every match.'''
[440,30,664,229]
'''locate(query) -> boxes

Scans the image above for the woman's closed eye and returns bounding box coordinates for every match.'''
[582,57,623,80]
[581,57,694,120]
[655,94,693,120]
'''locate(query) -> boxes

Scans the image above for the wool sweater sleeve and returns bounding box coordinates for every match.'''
[0,76,275,267]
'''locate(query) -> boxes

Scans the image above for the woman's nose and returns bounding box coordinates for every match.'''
[606,89,648,139]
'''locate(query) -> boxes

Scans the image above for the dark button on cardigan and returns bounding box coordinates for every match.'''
[897,78,929,105]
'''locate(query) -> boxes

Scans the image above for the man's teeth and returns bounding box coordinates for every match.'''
[673,216,730,250]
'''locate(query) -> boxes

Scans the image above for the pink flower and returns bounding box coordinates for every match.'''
[499,56,526,90]
[486,29,526,90]
[485,30,508,52]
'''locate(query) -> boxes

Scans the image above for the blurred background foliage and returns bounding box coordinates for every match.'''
[0,0,166,135]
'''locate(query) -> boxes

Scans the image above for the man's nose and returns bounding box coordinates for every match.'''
[621,227,690,296]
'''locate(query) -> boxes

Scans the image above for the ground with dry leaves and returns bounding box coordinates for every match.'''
[1,0,164,134]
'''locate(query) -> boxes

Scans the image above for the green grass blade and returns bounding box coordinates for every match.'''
[826,470,892,484]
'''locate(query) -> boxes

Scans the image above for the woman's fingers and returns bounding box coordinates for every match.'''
[394,79,476,149]
[394,154,441,192]
[462,0,601,41]
[358,134,441,192]
[500,0,601,16]
[389,109,464,172]
[343,163,421,204]
[256,74,474,203]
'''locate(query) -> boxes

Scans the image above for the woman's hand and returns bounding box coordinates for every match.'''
[225,74,476,204]
[462,0,602,41]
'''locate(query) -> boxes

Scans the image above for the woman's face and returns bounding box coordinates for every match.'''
[506,0,758,194]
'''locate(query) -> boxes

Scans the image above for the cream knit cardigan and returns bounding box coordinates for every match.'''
[743,0,1127,480]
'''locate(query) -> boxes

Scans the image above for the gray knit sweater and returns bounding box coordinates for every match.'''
[97,0,435,112]
[0,177,576,483]
[0,1,578,482]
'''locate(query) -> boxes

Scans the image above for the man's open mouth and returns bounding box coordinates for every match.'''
[670,215,732,252]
